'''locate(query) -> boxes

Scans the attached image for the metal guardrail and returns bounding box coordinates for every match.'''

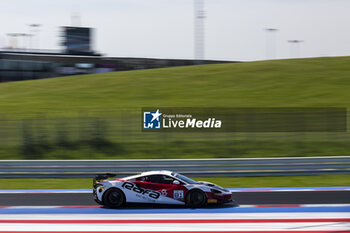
[0,156,350,178]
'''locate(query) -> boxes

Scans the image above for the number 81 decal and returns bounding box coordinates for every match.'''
[173,190,184,199]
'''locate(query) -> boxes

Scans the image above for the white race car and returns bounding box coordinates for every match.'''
[93,170,234,208]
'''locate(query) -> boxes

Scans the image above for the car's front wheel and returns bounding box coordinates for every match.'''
[186,189,207,208]
[103,188,125,208]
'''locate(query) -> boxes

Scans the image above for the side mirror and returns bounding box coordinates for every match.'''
[173,180,180,185]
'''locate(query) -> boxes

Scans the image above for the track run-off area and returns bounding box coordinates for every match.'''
[0,187,349,232]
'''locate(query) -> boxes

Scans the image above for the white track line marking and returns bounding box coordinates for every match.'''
[0,212,348,220]
[0,222,349,231]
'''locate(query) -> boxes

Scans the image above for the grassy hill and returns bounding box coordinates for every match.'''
[1,56,350,159]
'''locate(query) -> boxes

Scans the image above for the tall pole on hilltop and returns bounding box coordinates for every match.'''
[288,40,303,58]
[194,0,205,62]
[28,24,41,50]
[265,28,278,60]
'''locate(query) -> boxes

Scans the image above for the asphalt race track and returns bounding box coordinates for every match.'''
[0,188,349,232]
[0,191,349,206]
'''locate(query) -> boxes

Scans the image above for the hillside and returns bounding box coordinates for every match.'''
[0,56,350,159]
[1,56,350,118]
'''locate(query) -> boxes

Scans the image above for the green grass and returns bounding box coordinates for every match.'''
[1,174,349,189]
[1,56,350,159]
[1,56,350,117]
[0,178,92,189]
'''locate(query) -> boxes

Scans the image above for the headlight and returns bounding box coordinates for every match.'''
[98,186,105,193]
[94,183,105,192]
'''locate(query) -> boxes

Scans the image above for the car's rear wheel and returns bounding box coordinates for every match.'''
[186,189,207,208]
[103,188,125,208]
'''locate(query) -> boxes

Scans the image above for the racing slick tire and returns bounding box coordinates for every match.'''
[103,188,125,208]
[186,189,207,208]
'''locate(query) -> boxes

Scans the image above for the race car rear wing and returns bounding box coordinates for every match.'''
[93,173,116,187]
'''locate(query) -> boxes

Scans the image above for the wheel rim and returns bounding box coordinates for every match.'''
[191,191,204,206]
[108,190,123,205]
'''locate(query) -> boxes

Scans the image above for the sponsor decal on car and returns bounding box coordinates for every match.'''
[121,182,160,199]
[161,189,167,196]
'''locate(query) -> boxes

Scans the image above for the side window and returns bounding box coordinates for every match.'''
[138,175,183,184]
[136,176,149,181]
[148,175,164,183]
[162,175,176,184]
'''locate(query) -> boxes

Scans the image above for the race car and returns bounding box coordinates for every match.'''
[93,170,234,208]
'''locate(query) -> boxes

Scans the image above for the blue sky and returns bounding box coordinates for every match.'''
[1,0,350,61]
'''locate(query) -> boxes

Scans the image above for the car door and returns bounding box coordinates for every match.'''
[121,175,161,203]
[160,175,187,203]
[136,175,186,204]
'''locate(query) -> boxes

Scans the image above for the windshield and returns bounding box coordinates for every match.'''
[174,173,198,184]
